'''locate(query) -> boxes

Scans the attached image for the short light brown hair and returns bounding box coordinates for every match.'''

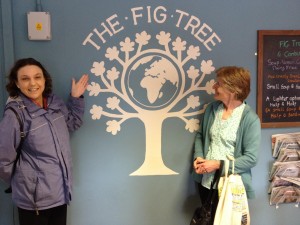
[216,66,251,101]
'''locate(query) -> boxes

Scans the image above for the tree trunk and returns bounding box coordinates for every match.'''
[130,112,178,176]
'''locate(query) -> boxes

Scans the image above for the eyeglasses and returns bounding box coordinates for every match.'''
[214,81,222,87]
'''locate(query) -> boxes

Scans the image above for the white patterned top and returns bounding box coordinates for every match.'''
[201,102,246,189]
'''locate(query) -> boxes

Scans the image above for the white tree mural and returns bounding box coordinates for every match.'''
[87,30,215,176]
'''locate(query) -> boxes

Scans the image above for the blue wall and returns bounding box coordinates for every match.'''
[1,0,300,224]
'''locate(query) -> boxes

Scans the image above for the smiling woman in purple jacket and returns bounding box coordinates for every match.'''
[0,58,89,225]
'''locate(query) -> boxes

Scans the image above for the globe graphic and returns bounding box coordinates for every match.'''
[126,54,180,109]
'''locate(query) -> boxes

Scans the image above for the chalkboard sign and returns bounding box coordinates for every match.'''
[257,30,300,128]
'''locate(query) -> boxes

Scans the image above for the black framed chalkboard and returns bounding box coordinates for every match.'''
[257,30,300,128]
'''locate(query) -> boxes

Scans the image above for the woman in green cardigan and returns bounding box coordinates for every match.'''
[193,66,261,222]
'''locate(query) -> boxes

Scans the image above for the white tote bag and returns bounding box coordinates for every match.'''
[214,157,250,225]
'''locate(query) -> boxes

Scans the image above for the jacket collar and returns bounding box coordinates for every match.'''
[7,93,61,119]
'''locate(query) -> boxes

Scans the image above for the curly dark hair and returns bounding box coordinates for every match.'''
[6,58,53,97]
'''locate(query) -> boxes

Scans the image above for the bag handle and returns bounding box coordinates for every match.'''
[204,160,224,206]
[227,155,235,175]
[212,160,224,187]
[223,155,235,178]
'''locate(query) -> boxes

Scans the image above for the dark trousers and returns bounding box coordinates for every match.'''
[18,204,67,225]
[198,183,219,221]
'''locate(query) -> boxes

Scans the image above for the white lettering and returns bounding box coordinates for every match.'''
[83,6,221,52]
[174,10,221,51]
[131,7,143,25]
[175,9,189,28]
[131,6,167,25]
[82,14,123,50]
[107,14,124,34]
[82,33,101,50]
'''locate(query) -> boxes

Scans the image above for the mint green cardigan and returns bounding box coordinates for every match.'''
[193,101,261,199]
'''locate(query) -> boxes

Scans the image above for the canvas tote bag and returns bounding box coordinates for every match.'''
[214,156,250,225]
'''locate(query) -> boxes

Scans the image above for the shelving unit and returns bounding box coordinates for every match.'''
[268,132,300,208]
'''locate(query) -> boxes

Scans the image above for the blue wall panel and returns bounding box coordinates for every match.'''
[1,0,300,225]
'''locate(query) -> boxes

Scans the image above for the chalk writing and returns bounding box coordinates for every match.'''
[258,30,300,127]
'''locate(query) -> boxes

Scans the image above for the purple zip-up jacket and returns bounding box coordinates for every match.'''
[0,93,85,210]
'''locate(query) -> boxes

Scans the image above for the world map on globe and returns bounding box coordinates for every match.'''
[127,54,180,109]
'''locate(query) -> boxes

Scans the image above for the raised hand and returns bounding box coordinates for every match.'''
[71,74,89,98]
